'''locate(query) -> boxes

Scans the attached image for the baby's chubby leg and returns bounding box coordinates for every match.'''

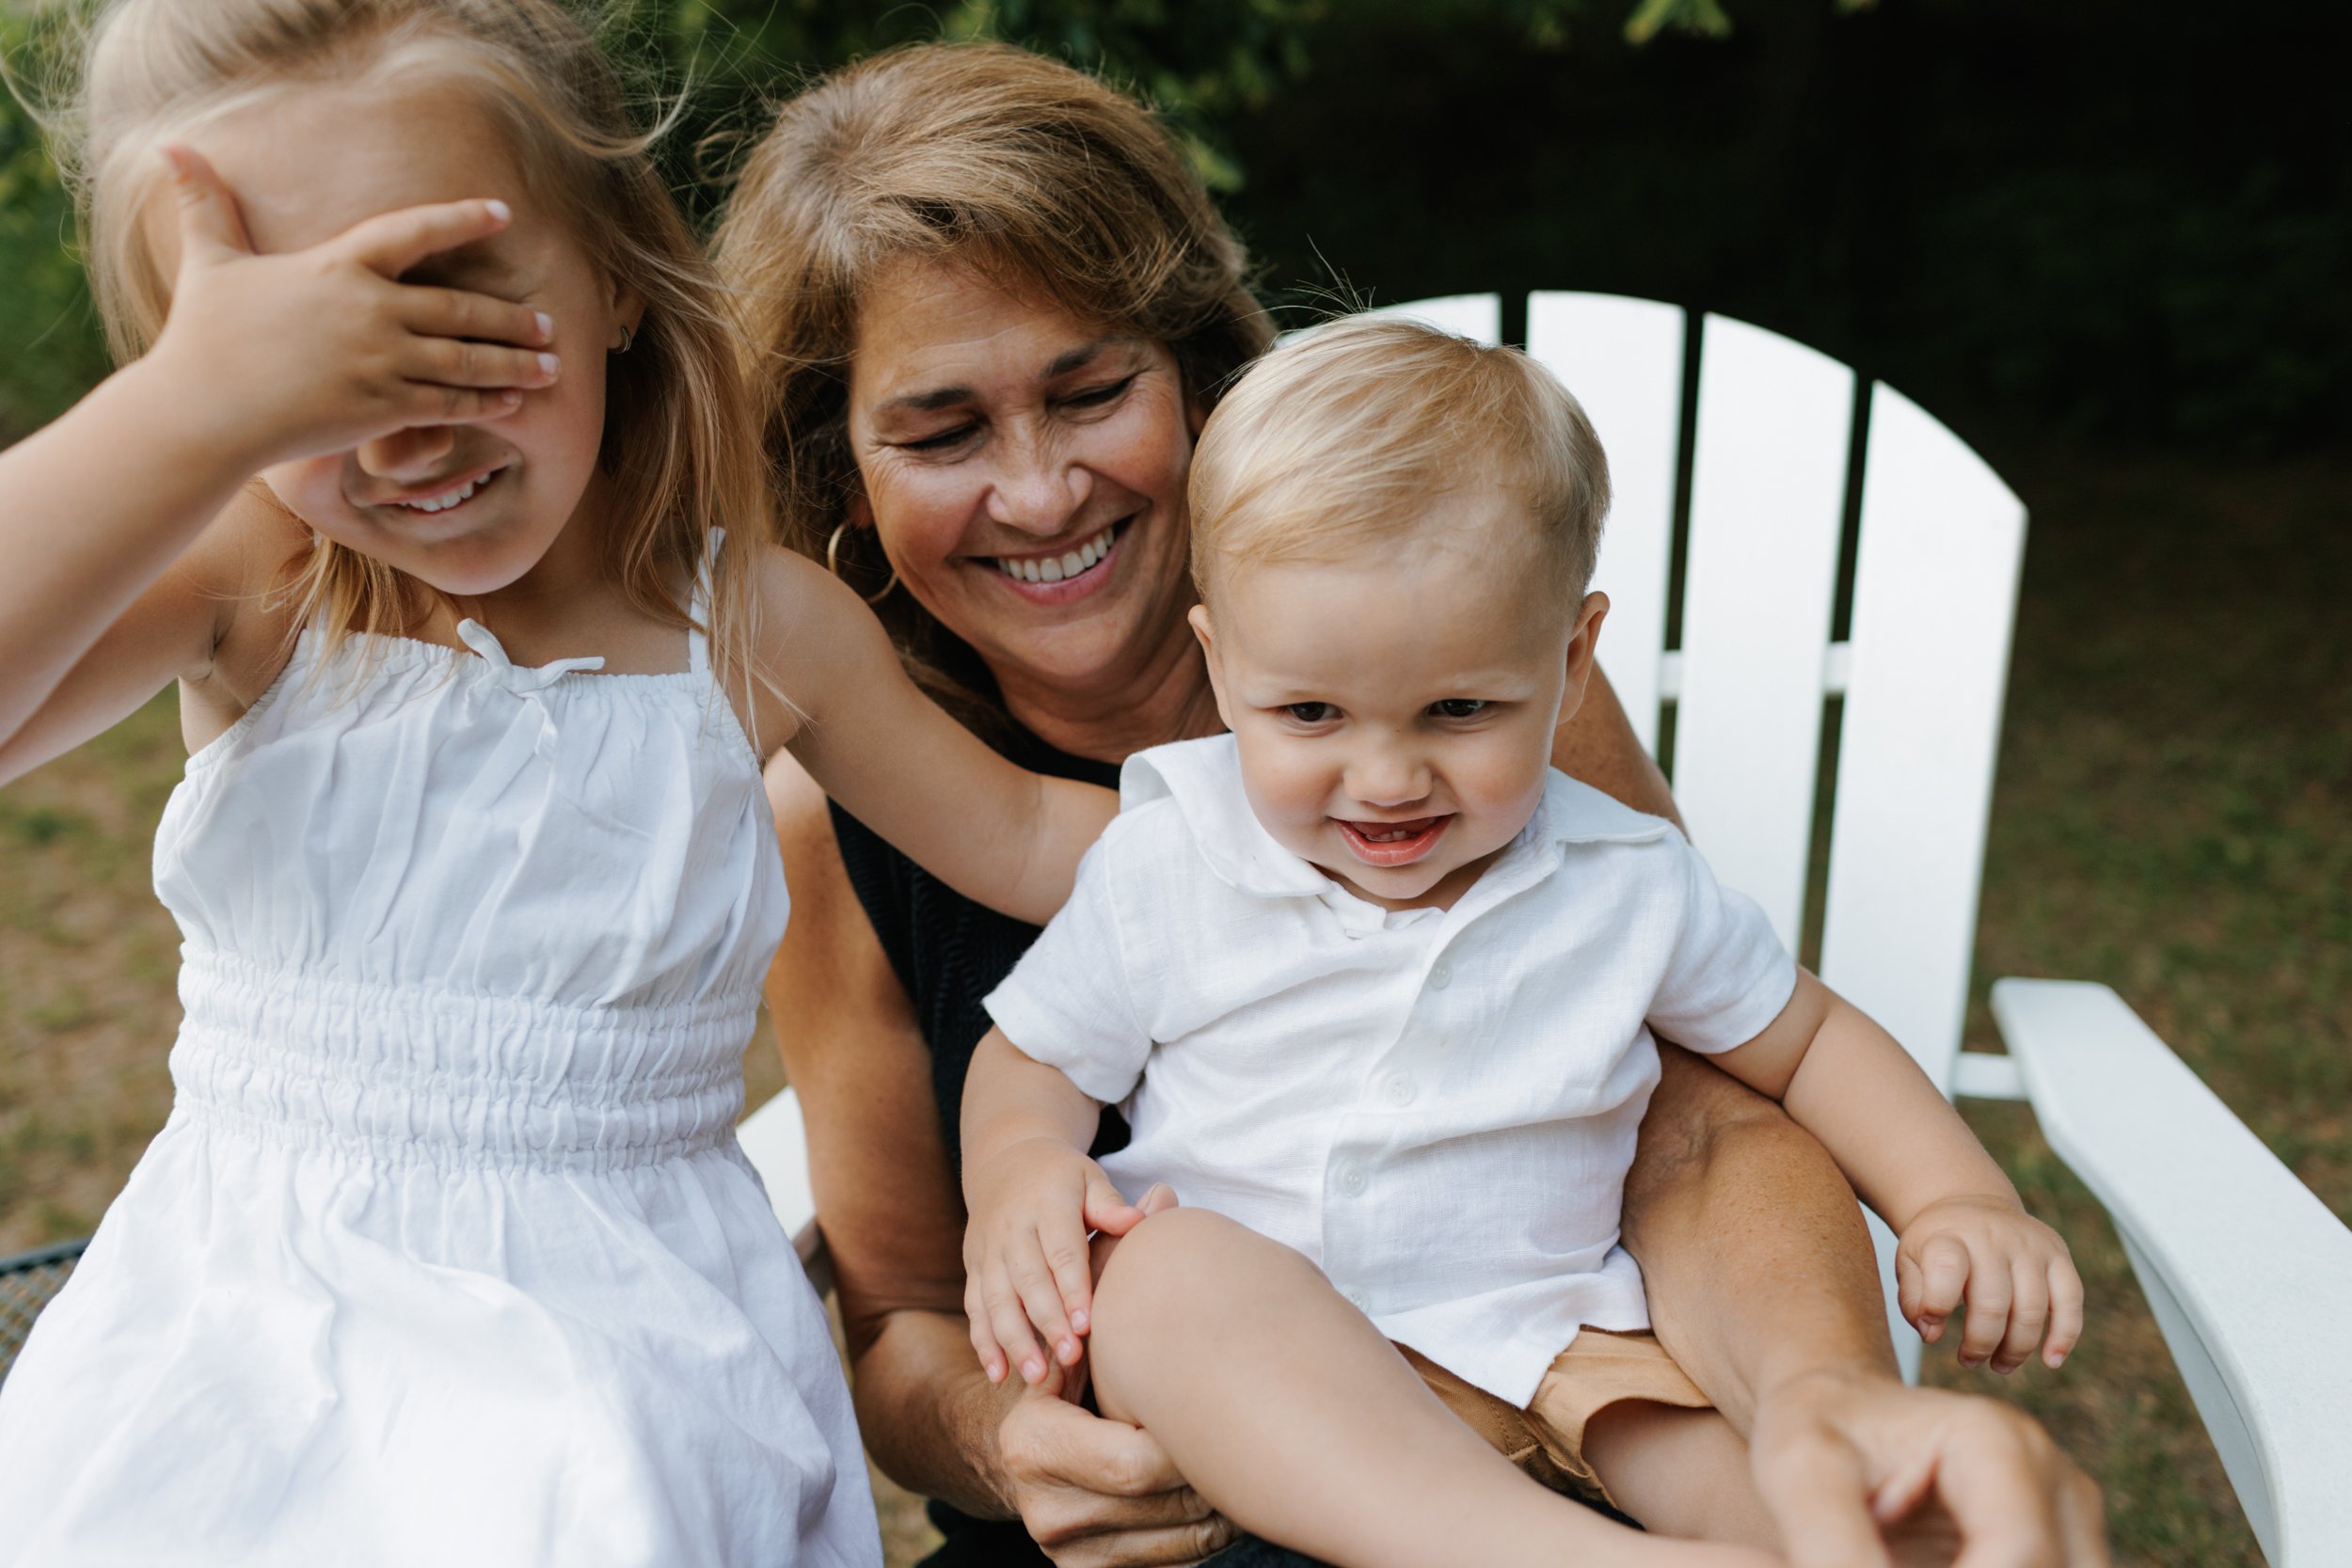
[1084,1207,1780,1568]
[1582,1401,1778,1549]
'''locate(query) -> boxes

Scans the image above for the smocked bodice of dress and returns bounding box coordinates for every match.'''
[152,610,786,1175]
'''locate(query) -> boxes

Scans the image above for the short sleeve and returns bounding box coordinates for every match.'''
[982,831,1154,1105]
[1645,839,1799,1053]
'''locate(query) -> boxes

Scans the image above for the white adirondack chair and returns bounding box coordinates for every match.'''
[738,293,2352,1566]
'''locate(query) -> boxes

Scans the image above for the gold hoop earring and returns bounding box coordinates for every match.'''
[826,521,898,606]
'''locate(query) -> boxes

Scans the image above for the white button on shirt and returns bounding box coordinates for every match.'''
[984,734,1795,1406]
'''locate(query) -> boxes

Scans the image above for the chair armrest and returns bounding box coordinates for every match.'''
[737,1086,834,1297]
[1991,977,2352,1567]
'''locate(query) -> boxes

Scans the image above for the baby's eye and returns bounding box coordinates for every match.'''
[1431,699,1489,720]
[1283,702,1340,724]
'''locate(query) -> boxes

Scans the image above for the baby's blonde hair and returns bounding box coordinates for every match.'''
[1188,316,1611,604]
[43,0,768,701]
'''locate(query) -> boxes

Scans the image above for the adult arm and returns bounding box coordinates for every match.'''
[760,757,1233,1568]
[1557,673,2105,1565]
[1626,1047,2107,1567]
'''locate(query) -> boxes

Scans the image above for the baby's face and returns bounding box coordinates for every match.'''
[1192,496,1605,911]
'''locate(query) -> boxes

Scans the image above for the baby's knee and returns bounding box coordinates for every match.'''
[1091,1207,1306,1336]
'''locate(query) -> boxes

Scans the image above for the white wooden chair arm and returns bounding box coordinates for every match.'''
[1990,978,2352,1567]
[737,1086,833,1296]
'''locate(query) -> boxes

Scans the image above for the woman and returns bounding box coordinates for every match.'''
[716,43,2106,1568]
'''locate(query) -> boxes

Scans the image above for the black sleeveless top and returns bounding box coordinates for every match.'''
[830,726,1340,1568]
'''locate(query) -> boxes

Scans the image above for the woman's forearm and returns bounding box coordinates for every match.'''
[1621,1044,1897,1433]
[851,1307,1022,1519]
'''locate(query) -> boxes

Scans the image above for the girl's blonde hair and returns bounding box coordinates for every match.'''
[711,41,1272,736]
[49,0,769,705]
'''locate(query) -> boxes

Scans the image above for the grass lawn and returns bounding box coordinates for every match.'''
[1,436,2343,1566]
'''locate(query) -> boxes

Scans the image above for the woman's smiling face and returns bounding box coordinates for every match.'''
[845,257,1203,702]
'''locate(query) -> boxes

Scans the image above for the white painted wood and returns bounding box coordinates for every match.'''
[1994,979,2352,1566]
[1949,1052,2028,1101]
[1819,386,2027,1096]
[738,1086,825,1275]
[1360,292,1501,346]
[1671,314,1855,948]
[1525,293,1686,752]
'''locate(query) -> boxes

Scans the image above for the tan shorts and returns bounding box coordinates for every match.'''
[1398,1330,1711,1511]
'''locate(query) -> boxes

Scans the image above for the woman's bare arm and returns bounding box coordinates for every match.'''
[762,758,1234,1567]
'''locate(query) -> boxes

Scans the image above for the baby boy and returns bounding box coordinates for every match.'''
[958,317,2080,1565]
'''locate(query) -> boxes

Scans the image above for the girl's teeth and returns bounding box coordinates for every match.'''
[398,475,486,513]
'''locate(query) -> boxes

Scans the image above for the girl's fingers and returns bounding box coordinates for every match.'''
[2043,1258,2086,1368]
[158,145,257,264]
[339,197,514,279]
[399,384,526,428]
[405,336,561,391]
[1990,1260,2051,1374]
[403,287,552,349]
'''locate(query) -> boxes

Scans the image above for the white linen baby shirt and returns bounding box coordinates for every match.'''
[983,732,1796,1407]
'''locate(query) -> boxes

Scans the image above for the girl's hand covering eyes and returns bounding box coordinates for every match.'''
[146,145,562,472]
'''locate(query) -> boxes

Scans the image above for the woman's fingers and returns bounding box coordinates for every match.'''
[338,196,515,279]
[403,287,552,350]
[404,336,561,392]
[2042,1258,2086,1369]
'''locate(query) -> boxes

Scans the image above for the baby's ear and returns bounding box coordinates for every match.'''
[1187,604,1234,728]
[1557,590,1611,727]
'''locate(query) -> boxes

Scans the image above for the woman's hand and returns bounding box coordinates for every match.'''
[1748,1367,2108,1568]
[1897,1195,2083,1374]
[963,1135,1147,1386]
[993,1369,1241,1568]
[143,146,559,473]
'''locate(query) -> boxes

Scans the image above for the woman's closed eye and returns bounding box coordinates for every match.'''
[897,422,978,453]
[1059,374,1138,413]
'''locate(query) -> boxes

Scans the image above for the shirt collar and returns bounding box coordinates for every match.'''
[1119,735,1678,911]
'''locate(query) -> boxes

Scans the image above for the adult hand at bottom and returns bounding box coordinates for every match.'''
[995,1372,1240,1568]
[1747,1368,2108,1568]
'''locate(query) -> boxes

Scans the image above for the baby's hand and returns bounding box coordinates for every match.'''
[143,146,560,471]
[1896,1194,2084,1372]
[962,1137,1148,1387]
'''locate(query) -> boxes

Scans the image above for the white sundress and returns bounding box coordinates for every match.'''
[0,545,882,1568]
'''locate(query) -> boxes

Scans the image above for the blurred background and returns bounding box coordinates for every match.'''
[2,2,2345,1563]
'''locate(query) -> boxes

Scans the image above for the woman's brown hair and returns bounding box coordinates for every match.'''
[711,40,1272,735]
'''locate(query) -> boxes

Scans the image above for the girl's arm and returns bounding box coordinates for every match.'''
[0,150,553,773]
[1708,970,2083,1371]
[756,549,1116,926]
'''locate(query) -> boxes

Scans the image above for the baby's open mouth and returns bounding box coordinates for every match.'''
[991,518,1125,585]
[1335,815,1453,867]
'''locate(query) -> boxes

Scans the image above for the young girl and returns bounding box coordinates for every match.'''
[0,3,1118,1562]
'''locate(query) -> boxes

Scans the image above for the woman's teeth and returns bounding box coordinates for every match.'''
[994,522,1118,584]
[394,472,493,514]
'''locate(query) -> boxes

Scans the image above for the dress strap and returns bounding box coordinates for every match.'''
[687,528,725,675]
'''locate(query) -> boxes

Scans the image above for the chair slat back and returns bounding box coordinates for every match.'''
[1670,315,1855,949]
[1819,387,2026,1091]
[1525,293,1686,753]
